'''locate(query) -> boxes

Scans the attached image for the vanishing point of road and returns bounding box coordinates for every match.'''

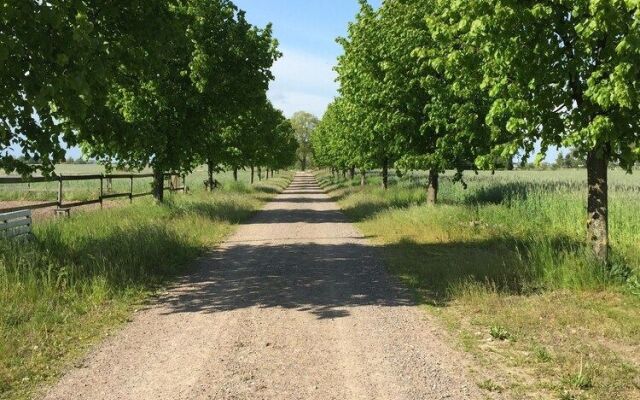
[44,173,481,400]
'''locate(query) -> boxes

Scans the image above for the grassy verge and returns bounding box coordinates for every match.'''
[317,170,640,400]
[0,172,293,400]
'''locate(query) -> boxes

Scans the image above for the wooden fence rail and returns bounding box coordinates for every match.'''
[0,173,186,214]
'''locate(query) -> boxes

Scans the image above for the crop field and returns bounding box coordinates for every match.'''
[0,171,294,400]
[318,168,640,400]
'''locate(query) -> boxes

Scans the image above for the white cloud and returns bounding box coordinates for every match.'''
[268,48,338,118]
[270,91,335,119]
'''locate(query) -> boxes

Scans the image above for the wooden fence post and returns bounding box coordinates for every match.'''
[169,174,181,193]
[129,176,134,203]
[99,176,104,209]
[57,176,63,208]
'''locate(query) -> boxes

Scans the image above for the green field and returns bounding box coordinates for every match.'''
[0,164,268,202]
[318,168,640,400]
[0,171,293,400]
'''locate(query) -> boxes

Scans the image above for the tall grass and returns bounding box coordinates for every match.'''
[320,170,639,299]
[0,173,293,400]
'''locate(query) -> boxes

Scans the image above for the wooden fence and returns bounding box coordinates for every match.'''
[0,173,185,214]
[0,210,32,238]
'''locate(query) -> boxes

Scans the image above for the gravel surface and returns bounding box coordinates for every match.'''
[42,173,484,400]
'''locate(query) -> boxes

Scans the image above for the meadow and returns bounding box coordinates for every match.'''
[0,170,293,400]
[318,168,640,400]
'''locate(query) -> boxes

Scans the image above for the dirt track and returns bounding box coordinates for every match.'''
[43,173,483,400]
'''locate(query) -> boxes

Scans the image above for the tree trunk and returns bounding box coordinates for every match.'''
[301,157,307,171]
[233,167,238,182]
[342,169,346,179]
[152,168,164,203]
[206,159,215,192]
[360,169,366,186]
[381,158,389,190]
[258,166,262,181]
[349,166,356,180]
[427,169,439,205]
[587,148,609,263]
[506,157,514,171]
[251,166,255,184]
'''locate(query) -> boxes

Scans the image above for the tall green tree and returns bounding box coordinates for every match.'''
[290,111,319,171]
[442,0,640,261]
[80,0,279,201]
[78,1,197,201]
[312,102,344,172]
[336,0,411,189]
[192,4,280,189]
[265,114,298,173]
[371,0,439,199]
[345,0,495,204]
[312,98,366,180]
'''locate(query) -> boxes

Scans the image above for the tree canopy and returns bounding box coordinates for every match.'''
[312,0,639,262]
[1,1,172,175]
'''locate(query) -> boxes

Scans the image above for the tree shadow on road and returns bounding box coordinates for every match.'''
[273,197,335,204]
[242,208,348,224]
[156,241,415,320]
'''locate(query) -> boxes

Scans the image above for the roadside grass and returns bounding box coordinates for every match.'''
[0,172,293,400]
[317,170,640,400]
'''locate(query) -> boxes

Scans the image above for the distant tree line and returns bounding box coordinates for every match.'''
[1,0,297,201]
[312,0,640,263]
[62,157,95,165]
[554,150,587,169]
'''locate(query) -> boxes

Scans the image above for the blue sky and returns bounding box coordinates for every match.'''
[234,0,381,118]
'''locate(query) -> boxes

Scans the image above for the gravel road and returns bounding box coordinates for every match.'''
[43,173,483,400]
